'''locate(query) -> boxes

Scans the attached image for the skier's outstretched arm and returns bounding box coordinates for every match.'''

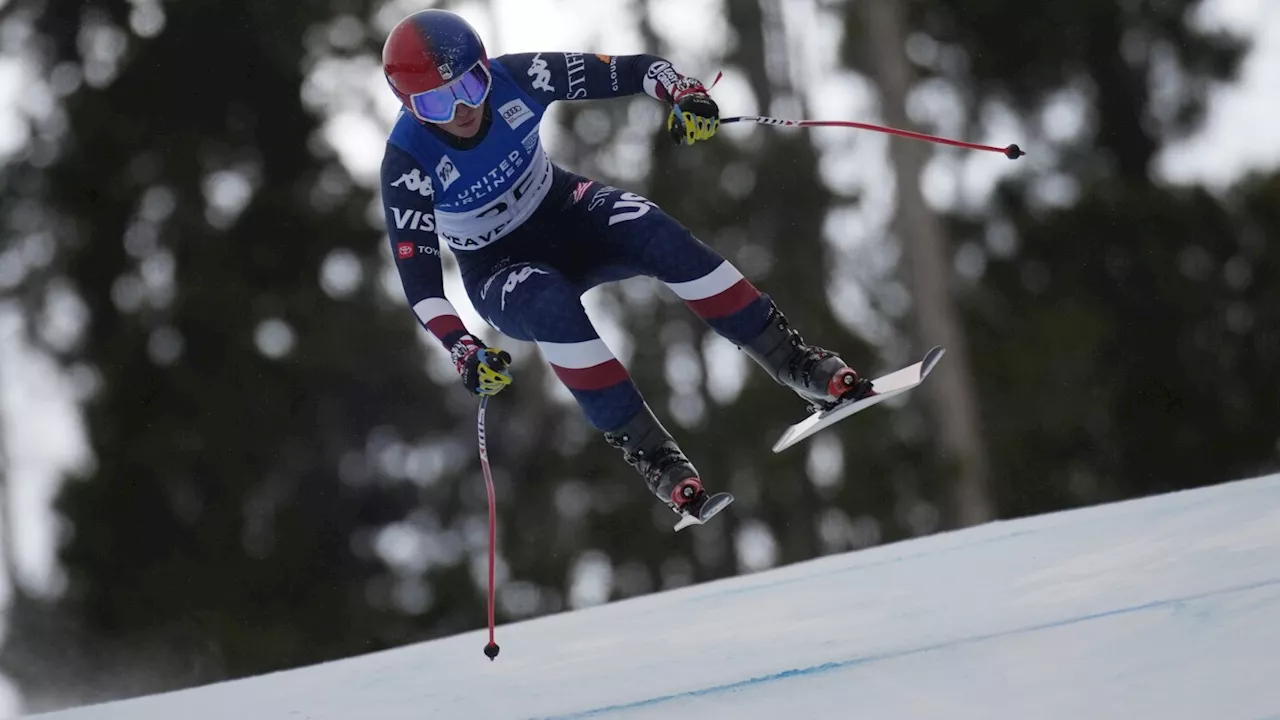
[495,52,720,145]
[380,143,512,397]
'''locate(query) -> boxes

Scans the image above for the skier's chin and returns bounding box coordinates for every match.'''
[443,106,484,138]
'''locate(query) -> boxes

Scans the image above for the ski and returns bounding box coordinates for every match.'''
[673,492,734,531]
[772,346,946,453]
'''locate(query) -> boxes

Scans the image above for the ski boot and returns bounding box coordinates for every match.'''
[604,404,733,530]
[740,301,874,412]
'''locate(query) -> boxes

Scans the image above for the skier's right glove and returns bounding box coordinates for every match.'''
[451,334,513,397]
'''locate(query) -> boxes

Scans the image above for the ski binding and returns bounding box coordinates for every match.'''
[772,345,946,453]
[674,492,734,532]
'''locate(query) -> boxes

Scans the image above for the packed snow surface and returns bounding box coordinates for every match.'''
[33,473,1280,719]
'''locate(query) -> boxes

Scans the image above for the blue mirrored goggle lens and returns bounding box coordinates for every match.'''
[410,64,492,123]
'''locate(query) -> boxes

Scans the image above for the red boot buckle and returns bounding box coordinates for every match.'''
[671,478,703,508]
[829,368,860,398]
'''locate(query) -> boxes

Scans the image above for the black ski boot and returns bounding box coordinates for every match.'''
[604,403,707,516]
[740,301,874,411]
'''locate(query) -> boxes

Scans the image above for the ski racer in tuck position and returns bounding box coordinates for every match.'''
[379,9,874,528]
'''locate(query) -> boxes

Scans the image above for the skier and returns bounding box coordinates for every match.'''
[380,9,873,526]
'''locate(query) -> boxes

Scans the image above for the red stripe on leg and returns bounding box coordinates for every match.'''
[686,278,762,319]
[552,359,631,391]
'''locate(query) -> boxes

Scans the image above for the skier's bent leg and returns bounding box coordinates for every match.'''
[469,262,638,430]
[602,403,704,514]
[734,300,875,407]
[594,191,873,407]
[468,262,705,514]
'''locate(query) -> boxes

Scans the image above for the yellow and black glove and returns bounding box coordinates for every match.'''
[667,77,719,146]
[451,334,513,397]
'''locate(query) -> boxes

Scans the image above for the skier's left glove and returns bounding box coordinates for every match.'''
[451,334,513,398]
[667,77,719,146]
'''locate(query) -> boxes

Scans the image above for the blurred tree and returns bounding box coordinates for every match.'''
[973,172,1280,513]
[916,0,1246,182]
[861,0,994,528]
[0,0,495,711]
[839,0,1278,516]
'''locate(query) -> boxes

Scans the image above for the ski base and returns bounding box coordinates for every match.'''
[772,345,946,453]
[674,492,734,532]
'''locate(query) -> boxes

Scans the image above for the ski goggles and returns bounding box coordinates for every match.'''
[408,62,492,124]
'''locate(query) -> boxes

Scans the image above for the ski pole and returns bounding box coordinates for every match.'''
[477,396,500,660]
[689,71,1022,158]
[719,114,1024,159]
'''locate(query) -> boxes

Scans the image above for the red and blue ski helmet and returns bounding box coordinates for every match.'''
[383,10,492,124]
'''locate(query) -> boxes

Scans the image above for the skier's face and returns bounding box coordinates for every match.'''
[439,102,484,138]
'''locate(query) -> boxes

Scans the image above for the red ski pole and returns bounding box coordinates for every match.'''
[477,397,500,660]
[693,71,1022,158]
[720,115,1024,159]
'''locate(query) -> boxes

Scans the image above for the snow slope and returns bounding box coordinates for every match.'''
[30,473,1280,720]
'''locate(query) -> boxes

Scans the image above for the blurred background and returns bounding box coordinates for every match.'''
[1,0,1278,714]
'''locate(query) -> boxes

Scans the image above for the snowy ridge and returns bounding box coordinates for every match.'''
[31,473,1280,719]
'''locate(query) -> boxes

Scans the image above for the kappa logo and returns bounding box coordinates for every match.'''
[527,53,554,92]
[501,265,550,311]
[391,169,433,198]
[436,155,461,192]
[480,258,513,301]
[498,99,534,130]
